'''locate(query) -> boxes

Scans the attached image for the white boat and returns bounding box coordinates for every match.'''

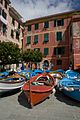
[0,74,25,93]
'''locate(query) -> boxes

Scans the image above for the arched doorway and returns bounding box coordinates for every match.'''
[43,60,49,69]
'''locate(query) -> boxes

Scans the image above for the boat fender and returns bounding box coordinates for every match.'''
[64,87,74,91]
[52,88,56,93]
[59,87,63,91]
[64,87,69,91]
[68,87,74,92]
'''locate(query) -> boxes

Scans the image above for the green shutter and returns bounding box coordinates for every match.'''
[56,32,62,41]
[54,47,60,55]
[34,35,38,43]
[28,25,31,31]
[54,48,58,55]
[44,48,48,55]
[44,33,49,42]
[27,36,31,44]
[35,23,39,30]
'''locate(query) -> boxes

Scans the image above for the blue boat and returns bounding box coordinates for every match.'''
[58,77,80,101]
[0,71,9,79]
[18,69,43,80]
[65,70,80,79]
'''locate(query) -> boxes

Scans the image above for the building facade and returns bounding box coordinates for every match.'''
[23,10,80,70]
[0,0,23,48]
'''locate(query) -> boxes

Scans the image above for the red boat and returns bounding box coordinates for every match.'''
[22,72,55,107]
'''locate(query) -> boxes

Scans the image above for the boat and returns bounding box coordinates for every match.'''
[0,72,26,93]
[0,71,9,79]
[57,77,80,101]
[65,70,80,79]
[18,69,43,80]
[22,72,55,107]
[50,70,64,86]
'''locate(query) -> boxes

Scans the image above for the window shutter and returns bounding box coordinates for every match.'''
[56,32,62,41]
[44,48,48,55]
[44,33,49,42]
[34,35,38,43]
[27,36,31,44]
[35,23,39,30]
[28,25,31,31]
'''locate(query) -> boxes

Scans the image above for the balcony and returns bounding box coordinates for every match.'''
[0,15,7,25]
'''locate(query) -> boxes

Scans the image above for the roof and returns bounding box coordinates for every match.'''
[24,9,80,26]
[9,5,23,21]
[9,5,23,25]
[6,0,11,4]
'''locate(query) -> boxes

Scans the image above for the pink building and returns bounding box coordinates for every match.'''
[23,10,80,70]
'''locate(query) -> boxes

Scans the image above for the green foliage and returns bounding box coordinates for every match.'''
[22,49,43,63]
[0,41,22,65]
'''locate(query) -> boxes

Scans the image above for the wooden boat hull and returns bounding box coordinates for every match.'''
[23,84,53,106]
[22,73,55,107]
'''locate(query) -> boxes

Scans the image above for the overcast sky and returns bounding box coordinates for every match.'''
[10,0,80,22]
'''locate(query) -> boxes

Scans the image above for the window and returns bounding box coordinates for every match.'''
[56,32,62,41]
[70,25,72,36]
[0,0,3,4]
[5,1,7,9]
[3,24,7,34]
[35,23,39,30]
[28,25,31,31]
[70,44,72,52]
[2,10,7,19]
[34,48,40,51]
[44,33,49,42]
[44,21,49,28]
[44,48,49,55]
[54,47,65,55]
[16,31,19,40]
[54,19,64,27]
[11,29,14,38]
[12,18,15,26]
[34,35,38,43]
[57,60,62,65]
[0,7,2,15]
[27,36,31,44]
[79,40,80,49]
[18,23,20,29]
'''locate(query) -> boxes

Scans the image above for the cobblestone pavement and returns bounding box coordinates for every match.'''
[0,89,80,120]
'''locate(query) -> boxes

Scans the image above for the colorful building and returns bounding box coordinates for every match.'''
[23,10,80,70]
[0,0,23,48]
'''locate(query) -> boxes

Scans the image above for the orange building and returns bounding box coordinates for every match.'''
[23,10,80,70]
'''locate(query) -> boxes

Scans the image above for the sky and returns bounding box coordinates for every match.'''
[10,0,80,22]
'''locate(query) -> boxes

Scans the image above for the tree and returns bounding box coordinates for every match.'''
[0,41,22,65]
[22,49,43,63]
